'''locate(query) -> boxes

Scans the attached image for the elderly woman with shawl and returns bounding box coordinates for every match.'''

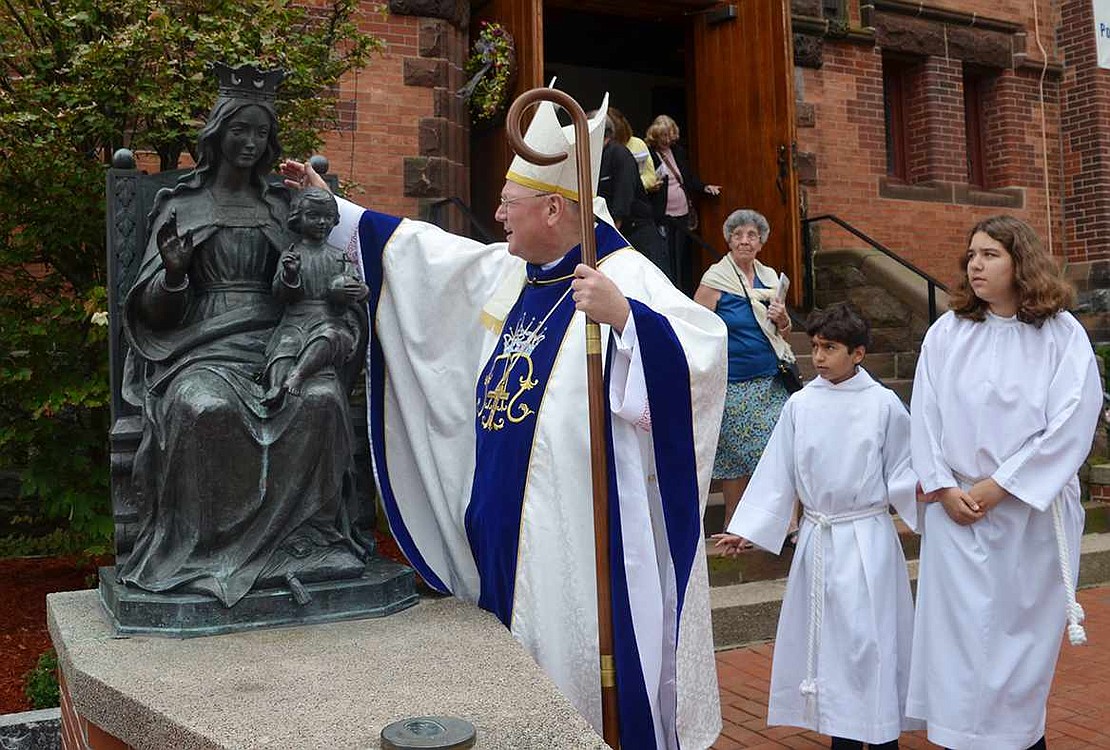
[118,66,368,607]
[694,209,796,532]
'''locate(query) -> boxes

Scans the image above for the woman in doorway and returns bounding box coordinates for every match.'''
[645,114,721,295]
[694,209,795,532]
[908,215,1101,750]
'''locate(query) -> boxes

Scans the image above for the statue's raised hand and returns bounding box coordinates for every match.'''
[280,247,301,283]
[156,209,194,284]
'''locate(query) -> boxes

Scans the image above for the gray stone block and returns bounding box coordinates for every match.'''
[0,709,60,750]
[845,286,910,328]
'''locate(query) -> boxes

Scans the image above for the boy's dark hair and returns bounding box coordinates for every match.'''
[804,302,871,350]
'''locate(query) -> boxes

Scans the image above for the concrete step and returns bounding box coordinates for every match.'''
[704,514,921,588]
[709,531,1110,649]
[792,351,917,381]
[704,499,1110,588]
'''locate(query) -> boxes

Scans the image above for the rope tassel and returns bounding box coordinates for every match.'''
[1052,496,1088,646]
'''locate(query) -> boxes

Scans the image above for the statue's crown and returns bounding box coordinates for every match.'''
[214,62,285,102]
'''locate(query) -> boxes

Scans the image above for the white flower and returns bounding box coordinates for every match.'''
[91,311,109,327]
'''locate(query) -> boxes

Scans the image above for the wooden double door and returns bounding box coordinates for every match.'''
[471,0,802,304]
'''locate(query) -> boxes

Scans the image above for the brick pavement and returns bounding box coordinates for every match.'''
[713,585,1110,749]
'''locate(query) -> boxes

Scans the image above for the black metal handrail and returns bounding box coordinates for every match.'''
[802,213,948,322]
[427,197,497,244]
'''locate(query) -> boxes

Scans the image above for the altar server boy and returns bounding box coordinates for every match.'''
[715,302,921,749]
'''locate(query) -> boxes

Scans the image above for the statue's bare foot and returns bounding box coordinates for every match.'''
[285,371,306,398]
[261,384,287,408]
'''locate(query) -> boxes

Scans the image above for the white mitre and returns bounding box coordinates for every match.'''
[505,88,609,202]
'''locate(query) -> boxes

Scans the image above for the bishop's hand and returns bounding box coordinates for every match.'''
[156,209,194,285]
[572,264,631,334]
[280,159,329,192]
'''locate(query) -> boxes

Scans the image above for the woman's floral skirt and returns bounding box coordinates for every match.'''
[712,375,789,479]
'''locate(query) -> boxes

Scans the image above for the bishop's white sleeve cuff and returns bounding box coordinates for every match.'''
[609,313,651,431]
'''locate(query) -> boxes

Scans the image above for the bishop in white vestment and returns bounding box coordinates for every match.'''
[291,94,728,749]
[727,368,922,744]
[908,309,1102,749]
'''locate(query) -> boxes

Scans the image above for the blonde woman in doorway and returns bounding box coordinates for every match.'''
[646,114,720,295]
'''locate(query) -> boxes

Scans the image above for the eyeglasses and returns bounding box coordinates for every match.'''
[499,192,555,207]
[729,229,762,242]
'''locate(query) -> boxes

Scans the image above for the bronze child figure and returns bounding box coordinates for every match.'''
[262,187,369,407]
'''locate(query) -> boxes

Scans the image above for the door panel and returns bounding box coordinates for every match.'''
[470,0,544,232]
[690,0,802,305]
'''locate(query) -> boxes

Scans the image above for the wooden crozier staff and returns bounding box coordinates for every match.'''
[504,89,620,748]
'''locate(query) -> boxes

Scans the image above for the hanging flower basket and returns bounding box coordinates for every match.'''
[458,21,516,126]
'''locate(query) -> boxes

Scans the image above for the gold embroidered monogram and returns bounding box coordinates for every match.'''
[478,317,545,431]
[477,282,572,432]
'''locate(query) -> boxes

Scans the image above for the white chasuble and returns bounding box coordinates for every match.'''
[331,197,728,750]
[726,369,922,744]
[908,310,1102,750]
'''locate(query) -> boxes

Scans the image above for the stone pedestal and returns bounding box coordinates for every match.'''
[48,590,607,750]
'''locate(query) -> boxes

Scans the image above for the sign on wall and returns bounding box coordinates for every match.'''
[1097,0,1110,68]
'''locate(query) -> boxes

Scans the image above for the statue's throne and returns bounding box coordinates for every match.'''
[101,151,416,636]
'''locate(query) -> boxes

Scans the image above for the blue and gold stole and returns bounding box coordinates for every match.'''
[465,222,628,626]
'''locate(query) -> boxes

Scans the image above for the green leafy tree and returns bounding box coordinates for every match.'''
[0,0,383,551]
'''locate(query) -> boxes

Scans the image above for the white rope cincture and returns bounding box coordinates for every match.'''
[799,504,891,723]
[1051,495,1087,645]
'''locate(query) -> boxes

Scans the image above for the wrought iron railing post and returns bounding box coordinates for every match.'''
[800,214,948,323]
[802,220,815,311]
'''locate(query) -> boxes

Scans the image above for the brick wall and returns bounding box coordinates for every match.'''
[1060,0,1110,263]
[906,57,966,184]
[797,0,1065,285]
[317,1,470,227]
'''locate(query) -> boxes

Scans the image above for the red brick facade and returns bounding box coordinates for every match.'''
[1060,0,1110,264]
[796,0,1069,286]
[326,0,1107,291]
[318,1,469,229]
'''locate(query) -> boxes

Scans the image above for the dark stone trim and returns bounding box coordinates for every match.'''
[796,102,816,128]
[953,184,1024,208]
[875,13,1014,68]
[872,0,1022,34]
[404,156,450,197]
[388,0,468,27]
[797,151,818,186]
[794,33,824,68]
[793,14,876,45]
[879,178,954,203]
[1014,57,1065,79]
[404,58,447,88]
[879,177,1024,208]
[419,18,447,58]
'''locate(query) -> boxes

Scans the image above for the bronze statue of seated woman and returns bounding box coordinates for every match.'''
[117,64,371,608]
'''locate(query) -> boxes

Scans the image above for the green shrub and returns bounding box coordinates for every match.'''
[0,0,384,553]
[24,648,60,710]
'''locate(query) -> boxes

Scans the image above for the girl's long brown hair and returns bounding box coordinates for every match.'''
[950,215,1074,326]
